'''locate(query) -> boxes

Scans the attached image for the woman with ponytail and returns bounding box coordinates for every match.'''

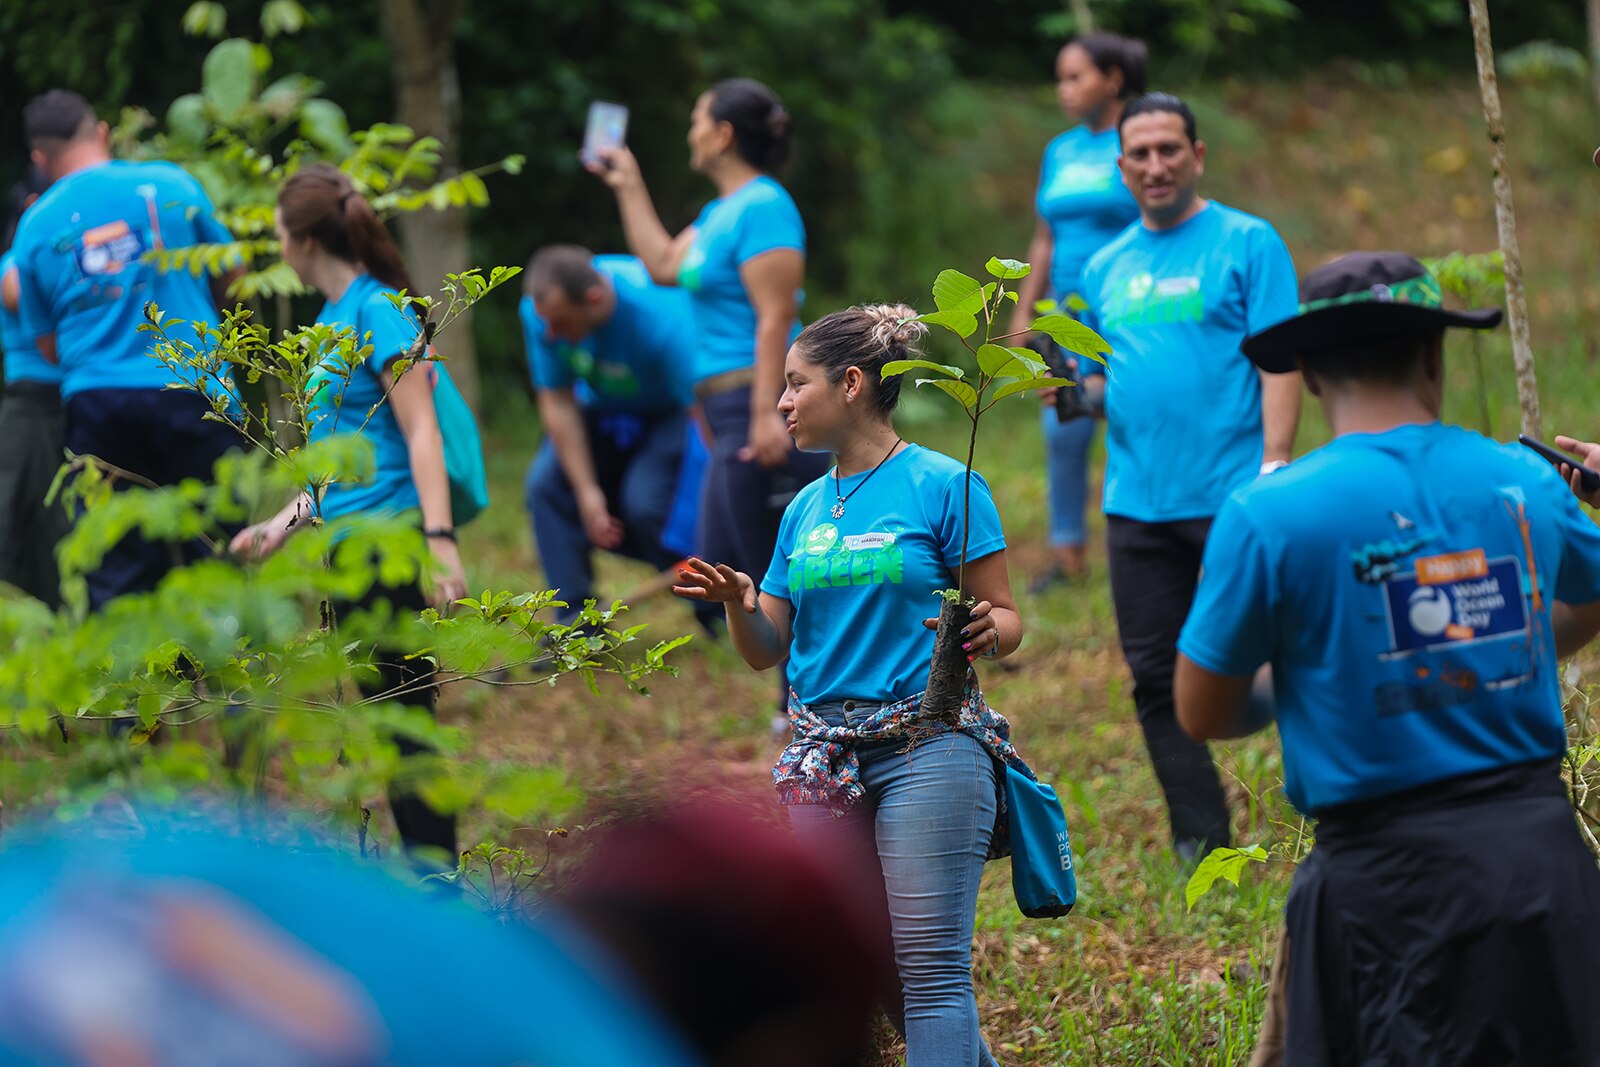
[589,79,829,713]
[672,306,1026,1067]
[231,161,461,861]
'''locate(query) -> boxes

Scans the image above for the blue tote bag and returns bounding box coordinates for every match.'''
[429,362,489,525]
[1005,764,1077,918]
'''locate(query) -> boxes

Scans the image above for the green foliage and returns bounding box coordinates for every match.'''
[881,256,1109,589]
[1184,845,1268,909]
[1499,40,1590,85]
[4,275,686,847]
[116,27,522,313]
[1425,250,1505,435]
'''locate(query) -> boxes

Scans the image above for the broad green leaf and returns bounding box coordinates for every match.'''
[917,377,978,408]
[1184,845,1268,910]
[299,98,351,151]
[166,94,209,147]
[261,0,309,38]
[990,377,1070,404]
[201,38,256,125]
[976,344,1015,377]
[1064,293,1090,313]
[931,269,985,315]
[1002,346,1049,377]
[1031,313,1112,365]
[182,1,227,38]
[985,257,1031,280]
[915,308,978,339]
[881,358,963,381]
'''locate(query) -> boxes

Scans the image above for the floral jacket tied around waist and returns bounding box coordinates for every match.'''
[773,675,1041,862]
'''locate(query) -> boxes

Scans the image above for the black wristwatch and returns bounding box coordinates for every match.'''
[422,527,457,542]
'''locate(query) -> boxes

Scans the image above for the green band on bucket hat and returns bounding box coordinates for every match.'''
[1297,272,1443,316]
[1240,252,1501,374]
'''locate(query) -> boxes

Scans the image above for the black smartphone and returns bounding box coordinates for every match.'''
[1518,433,1600,493]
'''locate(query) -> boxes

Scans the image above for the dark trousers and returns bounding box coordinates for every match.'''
[1105,514,1231,850]
[330,579,458,859]
[700,386,832,707]
[698,386,831,580]
[0,382,69,607]
[525,407,687,624]
[1286,760,1600,1066]
[64,388,243,610]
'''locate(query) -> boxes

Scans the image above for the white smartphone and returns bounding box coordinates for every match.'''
[581,101,629,165]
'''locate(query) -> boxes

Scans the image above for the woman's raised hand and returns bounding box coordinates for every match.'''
[584,146,642,191]
[672,557,757,613]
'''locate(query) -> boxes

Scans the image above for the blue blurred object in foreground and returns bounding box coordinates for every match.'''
[0,810,702,1067]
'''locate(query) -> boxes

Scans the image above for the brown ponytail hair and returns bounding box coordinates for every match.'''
[277,162,417,295]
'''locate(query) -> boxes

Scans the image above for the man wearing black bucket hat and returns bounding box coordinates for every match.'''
[1175,251,1600,1065]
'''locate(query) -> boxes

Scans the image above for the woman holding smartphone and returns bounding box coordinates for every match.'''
[231,162,463,862]
[588,78,830,622]
[1011,33,1146,591]
[673,305,1025,1067]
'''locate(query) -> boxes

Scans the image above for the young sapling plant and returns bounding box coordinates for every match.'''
[883,257,1111,720]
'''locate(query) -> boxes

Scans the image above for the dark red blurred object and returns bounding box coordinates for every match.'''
[565,796,897,1067]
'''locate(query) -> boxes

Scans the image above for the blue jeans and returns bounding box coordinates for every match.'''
[525,407,686,623]
[1040,405,1096,548]
[787,699,999,1067]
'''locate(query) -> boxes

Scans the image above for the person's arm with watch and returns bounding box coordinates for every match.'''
[386,359,467,611]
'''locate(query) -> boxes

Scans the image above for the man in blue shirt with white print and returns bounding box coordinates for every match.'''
[520,245,708,628]
[1177,251,1600,1066]
[1077,92,1301,862]
[12,90,242,609]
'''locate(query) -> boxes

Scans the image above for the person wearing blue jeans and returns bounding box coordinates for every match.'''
[524,407,689,615]
[518,246,710,628]
[787,707,998,1065]
[673,306,1032,1066]
[1011,33,1146,588]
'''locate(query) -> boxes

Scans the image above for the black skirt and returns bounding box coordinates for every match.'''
[1285,758,1600,1067]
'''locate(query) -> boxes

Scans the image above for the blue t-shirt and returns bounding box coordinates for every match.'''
[308,274,422,520]
[0,812,703,1067]
[11,160,233,398]
[0,252,60,387]
[1080,202,1298,521]
[521,255,694,410]
[761,445,1007,706]
[1035,125,1139,301]
[1178,422,1600,815]
[678,175,804,383]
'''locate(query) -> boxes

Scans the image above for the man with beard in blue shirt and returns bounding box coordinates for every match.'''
[1078,92,1301,862]
[1177,251,1600,1066]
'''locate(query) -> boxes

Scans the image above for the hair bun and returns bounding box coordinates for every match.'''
[864,303,927,353]
[766,106,791,139]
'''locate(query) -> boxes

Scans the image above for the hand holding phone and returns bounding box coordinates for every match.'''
[1518,433,1600,496]
[581,101,629,167]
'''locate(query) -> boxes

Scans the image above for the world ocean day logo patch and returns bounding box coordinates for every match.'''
[1381,547,1527,656]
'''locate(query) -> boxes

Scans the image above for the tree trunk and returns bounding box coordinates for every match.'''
[1467,0,1542,439]
[380,0,480,414]
[1070,0,1094,33]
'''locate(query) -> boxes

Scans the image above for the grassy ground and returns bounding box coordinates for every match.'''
[430,70,1600,1064]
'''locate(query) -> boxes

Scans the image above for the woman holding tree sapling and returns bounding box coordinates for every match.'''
[673,306,1025,1067]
